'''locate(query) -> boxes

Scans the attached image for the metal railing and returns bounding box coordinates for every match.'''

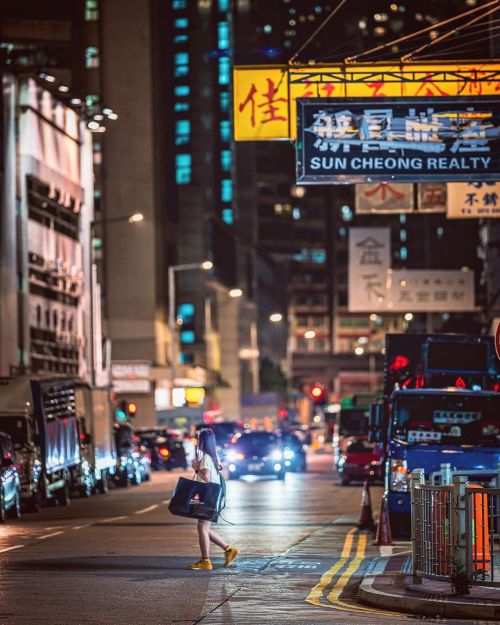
[411,470,500,588]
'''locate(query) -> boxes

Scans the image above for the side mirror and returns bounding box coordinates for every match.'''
[368,401,384,443]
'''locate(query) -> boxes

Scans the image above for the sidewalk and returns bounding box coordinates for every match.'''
[359,553,500,620]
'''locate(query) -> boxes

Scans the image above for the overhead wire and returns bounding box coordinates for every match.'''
[289,0,349,64]
[344,0,499,63]
[403,2,500,61]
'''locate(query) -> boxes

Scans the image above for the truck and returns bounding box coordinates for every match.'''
[0,376,115,509]
[333,393,379,468]
[369,334,500,537]
[75,384,116,495]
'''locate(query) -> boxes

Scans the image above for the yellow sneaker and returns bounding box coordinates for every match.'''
[224,546,239,568]
[188,559,213,570]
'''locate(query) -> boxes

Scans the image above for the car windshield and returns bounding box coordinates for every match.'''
[0,416,29,447]
[339,409,369,437]
[393,393,500,446]
[234,433,279,455]
[282,434,301,449]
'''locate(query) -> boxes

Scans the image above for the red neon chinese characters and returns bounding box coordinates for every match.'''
[367,81,387,97]
[238,78,287,128]
[415,73,449,96]
[364,183,405,202]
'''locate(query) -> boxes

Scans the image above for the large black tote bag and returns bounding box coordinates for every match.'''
[168,476,224,522]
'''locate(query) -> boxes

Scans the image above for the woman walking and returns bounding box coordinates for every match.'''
[188,428,239,570]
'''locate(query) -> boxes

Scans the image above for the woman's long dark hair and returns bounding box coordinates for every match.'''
[198,429,220,472]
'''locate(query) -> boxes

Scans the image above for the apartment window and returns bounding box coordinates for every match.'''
[400,246,408,260]
[219,120,231,142]
[174,102,189,112]
[175,85,190,97]
[172,0,187,8]
[219,91,230,113]
[174,34,188,43]
[175,153,191,184]
[86,93,100,114]
[218,22,230,49]
[175,119,190,145]
[218,57,230,85]
[221,208,234,225]
[174,51,189,77]
[85,0,98,21]
[221,179,232,202]
[220,150,231,172]
[174,18,188,28]
[85,46,99,69]
[218,0,229,10]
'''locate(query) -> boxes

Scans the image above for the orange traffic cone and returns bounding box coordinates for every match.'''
[358,479,375,529]
[374,496,393,546]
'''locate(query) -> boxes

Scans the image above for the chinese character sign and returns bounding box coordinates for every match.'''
[233,63,500,141]
[447,181,500,218]
[418,182,447,212]
[297,97,500,183]
[348,228,391,312]
[348,228,475,312]
[356,183,414,213]
[233,67,288,140]
[389,270,474,312]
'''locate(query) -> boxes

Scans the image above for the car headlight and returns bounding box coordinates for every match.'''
[271,449,283,461]
[283,449,295,460]
[227,450,244,462]
[390,459,409,492]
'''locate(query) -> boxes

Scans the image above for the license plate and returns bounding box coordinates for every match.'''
[248,463,262,472]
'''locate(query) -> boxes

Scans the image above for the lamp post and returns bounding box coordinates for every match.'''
[89,212,144,385]
[167,261,213,404]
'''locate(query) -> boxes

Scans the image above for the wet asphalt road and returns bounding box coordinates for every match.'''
[0,454,486,625]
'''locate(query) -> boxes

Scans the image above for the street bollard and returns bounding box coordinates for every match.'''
[410,468,425,585]
[452,475,468,582]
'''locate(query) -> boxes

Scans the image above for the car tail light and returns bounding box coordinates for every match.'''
[159,447,170,458]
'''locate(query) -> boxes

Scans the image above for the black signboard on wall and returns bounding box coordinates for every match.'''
[296,97,500,184]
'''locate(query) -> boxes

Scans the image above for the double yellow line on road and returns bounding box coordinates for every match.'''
[306,528,404,618]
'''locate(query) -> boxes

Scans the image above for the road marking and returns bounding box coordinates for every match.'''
[0,545,24,554]
[305,528,355,605]
[134,504,159,515]
[326,532,367,602]
[99,515,127,523]
[72,523,92,530]
[36,531,64,540]
[161,498,171,505]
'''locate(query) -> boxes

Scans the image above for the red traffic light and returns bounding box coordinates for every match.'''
[127,402,137,416]
[309,385,326,402]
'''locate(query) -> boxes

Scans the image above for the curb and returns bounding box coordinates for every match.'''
[359,574,500,620]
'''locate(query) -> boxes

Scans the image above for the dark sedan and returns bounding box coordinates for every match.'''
[226,431,286,480]
[281,432,307,472]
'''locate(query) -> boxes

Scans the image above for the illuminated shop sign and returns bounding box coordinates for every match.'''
[296,97,500,183]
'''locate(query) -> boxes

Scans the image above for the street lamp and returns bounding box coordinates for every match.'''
[228,288,243,298]
[89,212,144,385]
[167,261,213,402]
[304,330,316,339]
[269,313,283,323]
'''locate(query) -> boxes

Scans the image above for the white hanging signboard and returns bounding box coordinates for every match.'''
[348,228,475,312]
[348,228,391,312]
[447,182,500,218]
[355,183,414,214]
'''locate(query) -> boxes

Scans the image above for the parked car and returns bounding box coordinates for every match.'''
[281,432,307,472]
[134,434,152,482]
[226,431,286,480]
[0,432,21,522]
[337,436,384,486]
[113,424,142,487]
[135,428,187,471]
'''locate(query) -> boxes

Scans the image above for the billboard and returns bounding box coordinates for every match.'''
[348,228,475,312]
[296,97,500,184]
[233,63,500,141]
[447,181,500,218]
